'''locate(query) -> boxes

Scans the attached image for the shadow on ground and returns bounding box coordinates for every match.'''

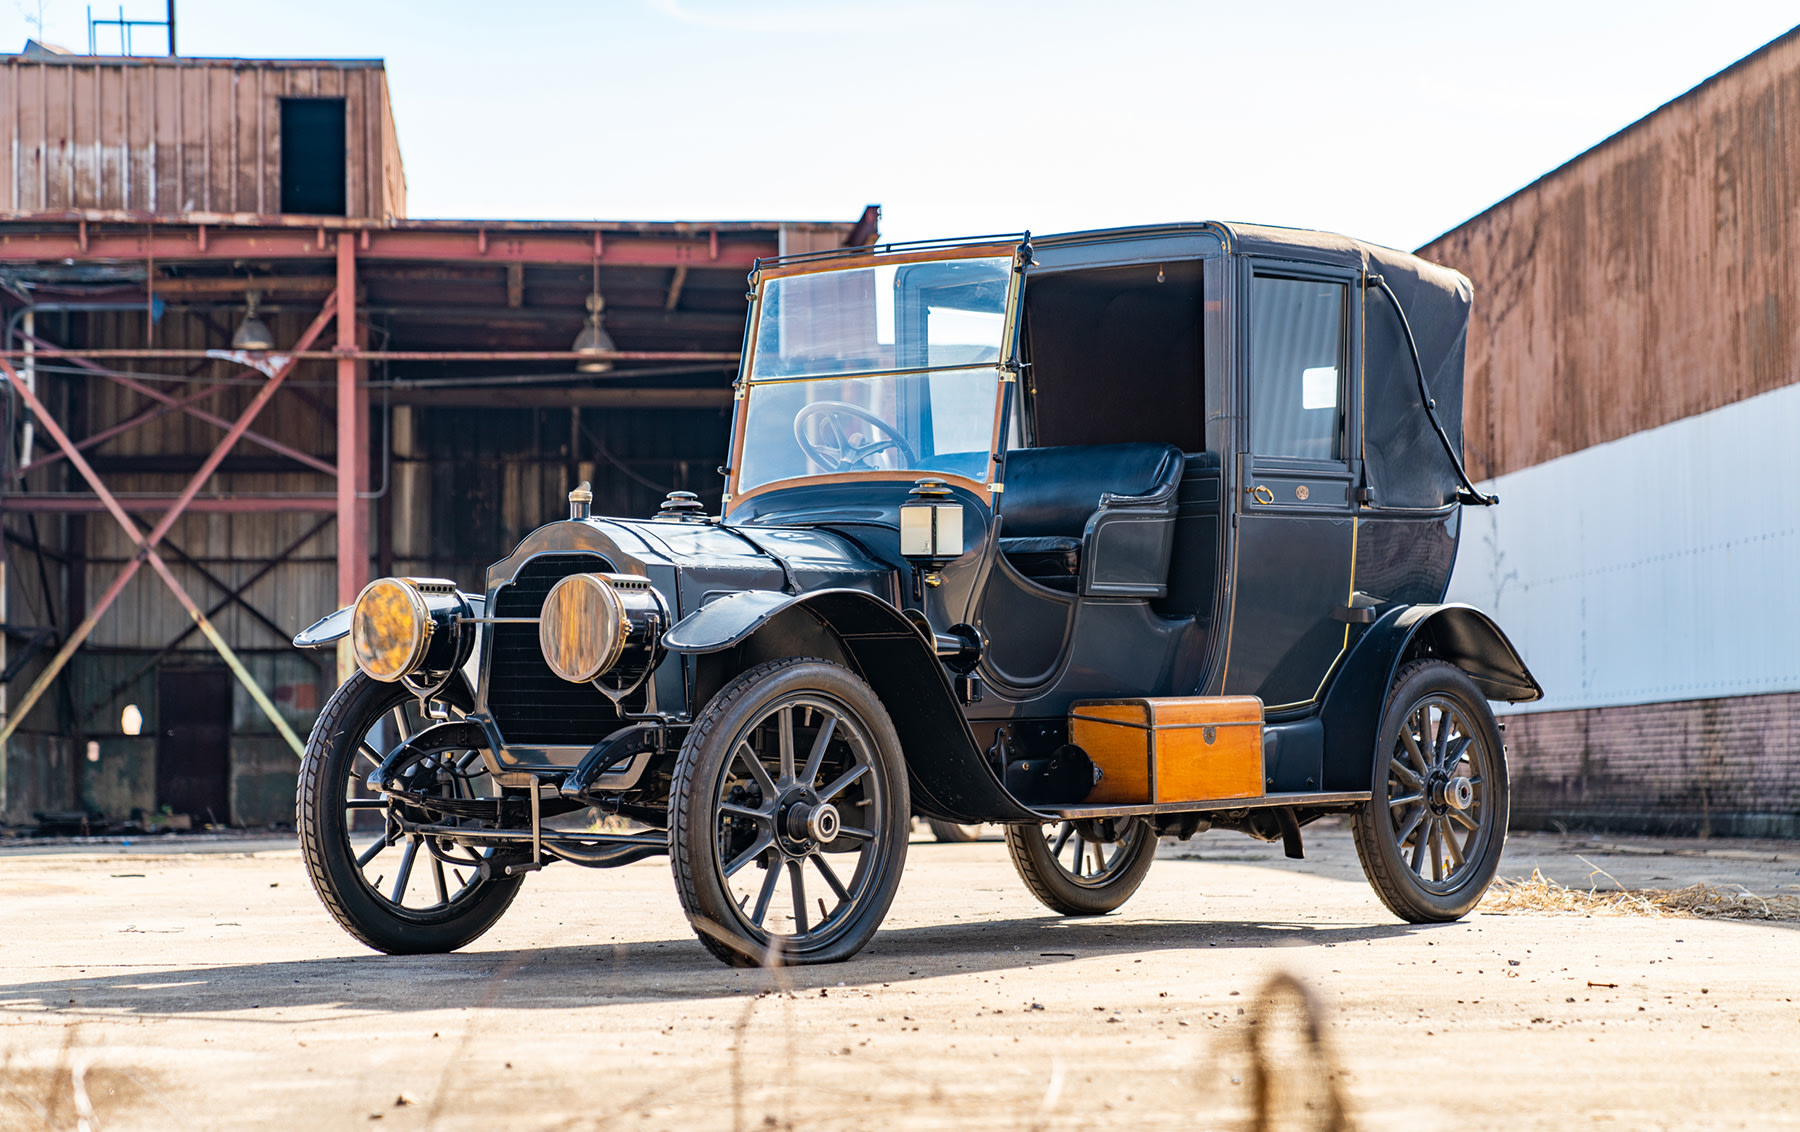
[0,914,1429,1019]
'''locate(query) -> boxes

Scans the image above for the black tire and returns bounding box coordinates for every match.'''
[1351,660,1511,922]
[926,819,984,843]
[669,657,910,967]
[1004,817,1156,915]
[297,671,523,954]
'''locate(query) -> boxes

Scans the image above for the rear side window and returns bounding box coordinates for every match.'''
[1249,276,1345,460]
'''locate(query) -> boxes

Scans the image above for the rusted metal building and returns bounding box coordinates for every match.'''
[0,49,872,828]
[1426,26,1800,837]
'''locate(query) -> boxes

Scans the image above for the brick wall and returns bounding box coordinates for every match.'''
[1503,692,1800,839]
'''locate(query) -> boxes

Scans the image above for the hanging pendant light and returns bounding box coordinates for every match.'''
[231,289,275,351]
[572,290,616,373]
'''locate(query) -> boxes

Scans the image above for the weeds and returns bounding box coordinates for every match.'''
[1482,867,1800,921]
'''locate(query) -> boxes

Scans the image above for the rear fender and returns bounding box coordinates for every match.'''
[666,589,1040,823]
[1319,603,1542,792]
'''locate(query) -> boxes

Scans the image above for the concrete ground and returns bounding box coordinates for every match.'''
[1,821,1796,1131]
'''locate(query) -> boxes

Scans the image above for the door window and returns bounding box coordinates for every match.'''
[1249,276,1346,459]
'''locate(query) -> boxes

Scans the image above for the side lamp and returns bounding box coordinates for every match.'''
[899,478,964,599]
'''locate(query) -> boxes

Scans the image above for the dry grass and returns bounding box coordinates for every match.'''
[1482,867,1800,921]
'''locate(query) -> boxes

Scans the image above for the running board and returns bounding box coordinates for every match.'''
[1041,790,1370,820]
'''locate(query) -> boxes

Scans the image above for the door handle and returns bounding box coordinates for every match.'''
[1244,483,1274,505]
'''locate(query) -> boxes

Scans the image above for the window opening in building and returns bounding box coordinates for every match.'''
[281,98,348,216]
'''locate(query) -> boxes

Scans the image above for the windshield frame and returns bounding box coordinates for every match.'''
[724,242,1023,514]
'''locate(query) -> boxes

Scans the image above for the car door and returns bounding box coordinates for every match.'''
[1222,265,1358,711]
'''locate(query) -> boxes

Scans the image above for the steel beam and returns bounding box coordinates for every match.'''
[1,348,738,363]
[0,494,336,513]
[0,225,774,269]
[336,237,365,686]
[93,516,334,713]
[381,387,733,409]
[10,375,236,482]
[13,333,338,476]
[0,297,339,757]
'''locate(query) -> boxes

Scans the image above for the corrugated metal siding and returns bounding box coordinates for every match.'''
[1418,27,1800,481]
[15,303,339,652]
[394,404,733,582]
[0,56,402,218]
[1445,379,1800,714]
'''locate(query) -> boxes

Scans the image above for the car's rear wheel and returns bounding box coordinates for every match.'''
[297,672,523,954]
[1005,817,1156,915]
[669,657,910,967]
[1351,660,1510,922]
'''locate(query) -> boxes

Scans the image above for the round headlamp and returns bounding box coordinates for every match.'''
[538,573,631,683]
[350,578,433,682]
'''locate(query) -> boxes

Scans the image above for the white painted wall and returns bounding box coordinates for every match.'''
[1444,381,1800,714]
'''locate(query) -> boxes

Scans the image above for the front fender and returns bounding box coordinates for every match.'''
[1319,602,1542,792]
[294,605,353,648]
[662,589,804,653]
[669,588,1040,824]
[293,593,488,649]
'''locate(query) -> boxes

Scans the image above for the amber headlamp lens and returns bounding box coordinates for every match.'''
[350,578,431,682]
[539,573,629,683]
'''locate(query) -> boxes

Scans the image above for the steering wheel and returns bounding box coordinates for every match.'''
[792,401,919,473]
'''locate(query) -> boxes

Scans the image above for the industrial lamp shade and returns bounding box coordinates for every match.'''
[232,290,276,351]
[572,292,616,373]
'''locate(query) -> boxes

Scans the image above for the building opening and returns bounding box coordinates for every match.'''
[280,98,347,215]
[155,666,232,825]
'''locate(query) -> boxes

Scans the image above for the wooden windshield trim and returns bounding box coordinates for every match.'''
[724,469,993,515]
[755,243,1019,280]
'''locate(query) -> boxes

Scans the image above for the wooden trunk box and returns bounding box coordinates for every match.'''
[1071,697,1266,805]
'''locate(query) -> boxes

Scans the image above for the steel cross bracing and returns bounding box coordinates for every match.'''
[0,292,341,757]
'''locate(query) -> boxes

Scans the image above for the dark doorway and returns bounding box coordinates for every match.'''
[280,98,347,215]
[156,667,232,824]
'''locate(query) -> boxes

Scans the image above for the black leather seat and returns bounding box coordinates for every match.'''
[998,443,1183,591]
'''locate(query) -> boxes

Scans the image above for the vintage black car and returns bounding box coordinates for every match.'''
[294,223,1543,966]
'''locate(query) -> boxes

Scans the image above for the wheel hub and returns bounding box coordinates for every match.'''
[1429,771,1474,813]
[777,788,837,851]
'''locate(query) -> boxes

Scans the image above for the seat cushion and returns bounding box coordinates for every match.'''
[999,535,1081,580]
[1000,443,1182,538]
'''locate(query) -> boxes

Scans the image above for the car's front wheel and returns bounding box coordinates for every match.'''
[669,657,910,967]
[1351,660,1510,922]
[296,672,523,954]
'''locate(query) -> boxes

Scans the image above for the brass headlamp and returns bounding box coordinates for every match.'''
[349,577,473,683]
[538,572,668,692]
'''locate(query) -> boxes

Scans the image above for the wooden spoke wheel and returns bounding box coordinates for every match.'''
[297,672,522,954]
[670,657,910,967]
[1352,660,1510,922]
[1005,816,1156,916]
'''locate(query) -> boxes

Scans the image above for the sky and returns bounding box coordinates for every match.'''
[4,1,1798,251]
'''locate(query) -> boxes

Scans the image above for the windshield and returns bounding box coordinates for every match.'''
[734,255,1013,495]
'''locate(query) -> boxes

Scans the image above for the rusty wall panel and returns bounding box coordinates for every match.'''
[1418,28,1800,480]
[151,64,178,212]
[97,65,124,208]
[343,67,365,220]
[378,71,405,219]
[0,58,400,219]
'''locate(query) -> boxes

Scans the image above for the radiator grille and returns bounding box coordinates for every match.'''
[486,554,636,747]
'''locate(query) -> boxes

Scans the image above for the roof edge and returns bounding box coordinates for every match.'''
[0,54,388,68]
[0,208,860,233]
[1417,22,1800,253]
